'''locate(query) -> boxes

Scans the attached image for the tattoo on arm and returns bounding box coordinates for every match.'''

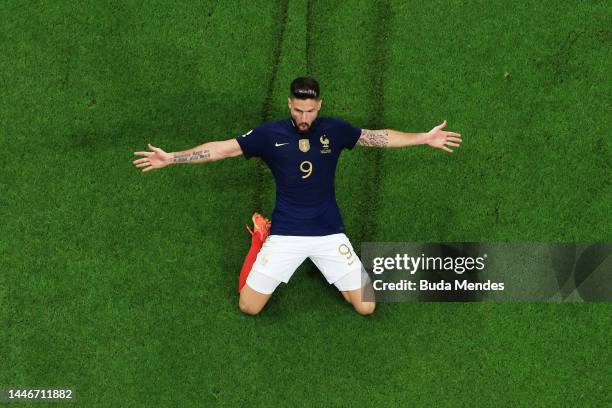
[173,150,211,163]
[356,129,389,147]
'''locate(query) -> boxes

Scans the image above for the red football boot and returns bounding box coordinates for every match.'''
[238,212,271,292]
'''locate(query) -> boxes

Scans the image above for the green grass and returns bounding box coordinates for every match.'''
[1,0,611,407]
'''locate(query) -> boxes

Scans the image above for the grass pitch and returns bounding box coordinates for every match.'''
[1,0,610,406]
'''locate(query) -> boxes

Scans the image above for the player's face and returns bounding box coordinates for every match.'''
[288,98,322,133]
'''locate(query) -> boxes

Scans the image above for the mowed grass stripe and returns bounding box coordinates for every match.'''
[305,0,315,75]
[253,0,290,213]
[355,0,391,244]
[0,2,282,406]
[253,0,311,221]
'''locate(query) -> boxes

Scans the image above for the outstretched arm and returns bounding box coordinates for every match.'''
[171,139,243,163]
[133,139,242,172]
[356,120,462,153]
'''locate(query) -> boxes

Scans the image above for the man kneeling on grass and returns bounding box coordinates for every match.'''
[132,77,462,316]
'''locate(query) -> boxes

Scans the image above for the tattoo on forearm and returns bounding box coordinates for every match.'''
[356,129,389,147]
[173,150,211,163]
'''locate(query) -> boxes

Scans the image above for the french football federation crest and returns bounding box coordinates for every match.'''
[299,139,310,152]
[320,135,331,154]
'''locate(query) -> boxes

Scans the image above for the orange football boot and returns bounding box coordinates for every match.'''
[245,212,271,242]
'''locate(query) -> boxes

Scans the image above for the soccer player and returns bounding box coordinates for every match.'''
[132,77,462,316]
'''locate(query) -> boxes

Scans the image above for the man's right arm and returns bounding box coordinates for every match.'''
[133,139,244,172]
[171,139,243,164]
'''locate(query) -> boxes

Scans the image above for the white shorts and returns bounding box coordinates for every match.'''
[246,233,369,295]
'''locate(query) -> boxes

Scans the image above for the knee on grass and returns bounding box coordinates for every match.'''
[353,301,376,316]
[239,299,264,316]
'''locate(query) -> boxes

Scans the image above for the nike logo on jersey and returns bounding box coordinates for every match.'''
[241,129,253,138]
[275,142,289,147]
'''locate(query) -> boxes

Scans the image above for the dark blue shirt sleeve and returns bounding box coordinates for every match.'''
[337,118,362,150]
[235,125,267,159]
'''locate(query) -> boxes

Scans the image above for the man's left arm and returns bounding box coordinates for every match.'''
[356,120,462,153]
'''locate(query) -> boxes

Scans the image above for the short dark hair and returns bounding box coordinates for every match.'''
[290,77,320,100]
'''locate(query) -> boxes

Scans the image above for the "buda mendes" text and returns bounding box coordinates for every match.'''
[373,279,505,291]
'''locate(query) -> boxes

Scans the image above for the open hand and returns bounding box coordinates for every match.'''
[426,120,462,153]
[133,144,173,172]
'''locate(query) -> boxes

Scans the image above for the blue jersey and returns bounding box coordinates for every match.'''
[236,117,362,236]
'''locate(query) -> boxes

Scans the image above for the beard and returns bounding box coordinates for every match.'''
[291,116,314,133]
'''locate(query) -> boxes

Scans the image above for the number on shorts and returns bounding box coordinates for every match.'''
[300,161,312,179]
[338,243,356,266]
